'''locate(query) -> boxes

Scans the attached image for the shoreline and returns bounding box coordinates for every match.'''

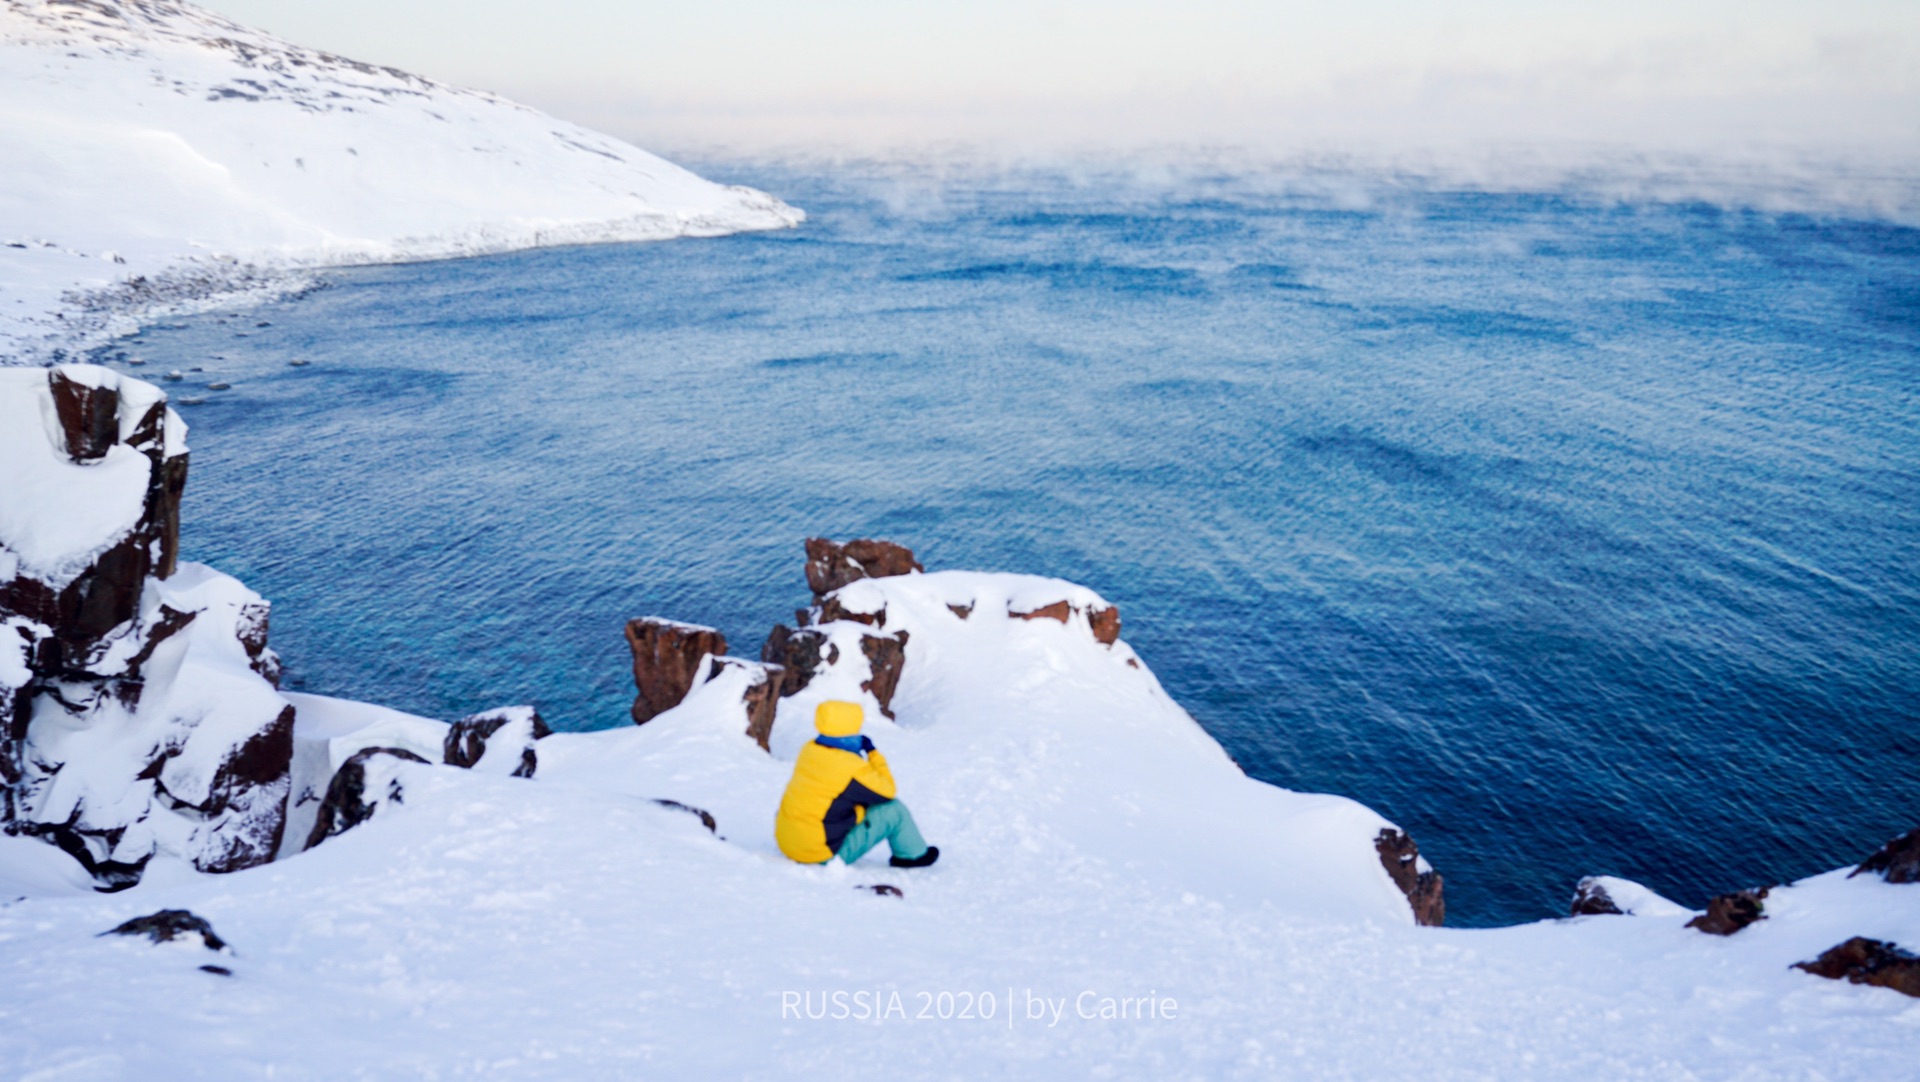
[1,198,804,368]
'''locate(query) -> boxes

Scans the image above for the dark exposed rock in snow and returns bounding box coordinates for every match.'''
[444,705,549,778]
[763,616,909,722]
[5,370,187,645]
[234,601,280,687]
[624,617,727,726]
[36,831,149,894]
[1687,888,1769,935]
[761,625,835,698]
[1010,597,1122,647]
[101,908,228,952]
[653,799,717,834]
[304,746,427,850]
[947,603,973,620]
[709,659,782,752]
[193,703,296,873]
[1570,877,1624,916]
[858,884,904,898]
[1793,937,1920,997]
[804,538,922,599]
[818,593,886,628]
[1087,605,1121,646]
[860,631,910,721]
[1563,875,1689,918]
[1010,599,1072,624]
[1850,826,1920,884]
[49,369,123,464]
[2,366,292,889]
[1374,828,1446,926]
[693,655,783,751]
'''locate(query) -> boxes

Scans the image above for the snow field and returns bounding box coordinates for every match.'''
[3,567,1916,1077]
[0,0,801,362]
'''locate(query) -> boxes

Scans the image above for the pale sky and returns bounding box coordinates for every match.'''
[198,1,1920,153]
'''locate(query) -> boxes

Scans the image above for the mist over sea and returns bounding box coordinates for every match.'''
[110,155,1920,926]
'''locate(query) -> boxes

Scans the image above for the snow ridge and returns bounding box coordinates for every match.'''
[0,0,804,361]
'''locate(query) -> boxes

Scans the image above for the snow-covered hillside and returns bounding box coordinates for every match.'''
[2,370,1916,1075]
[2,4,1917,1071]
[0,0,801,362]
[2,560,1916,1077]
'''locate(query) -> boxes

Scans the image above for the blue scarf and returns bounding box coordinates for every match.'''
[815,734,867,754]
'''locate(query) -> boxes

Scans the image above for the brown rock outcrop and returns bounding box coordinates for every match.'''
[1010,599,1071,624]
[818,594,886,628]
[1087,605,1121,645]
[624,617,727,725]
[742,664,782,751]
[761,625,836,697]
[1850,827,1920,884]
[804,538,922,598]
[760,622,910,722]
[697,656,784,751]
[1008,598,1123,647]
[1375,828,1446,926]
[861,631,910,720]
[1794,937,1920,997]
[1687,888,1769,935]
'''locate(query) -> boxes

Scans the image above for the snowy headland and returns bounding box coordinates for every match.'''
[0,0,800,364]
[2,2,1919,1078]
[2,364,1918,1078]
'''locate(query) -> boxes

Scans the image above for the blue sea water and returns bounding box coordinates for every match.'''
[104,160,1919,927]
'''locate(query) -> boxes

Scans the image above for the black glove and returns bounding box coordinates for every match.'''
[859,735,875,753]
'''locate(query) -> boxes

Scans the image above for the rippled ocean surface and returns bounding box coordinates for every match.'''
[112,160,1919,926]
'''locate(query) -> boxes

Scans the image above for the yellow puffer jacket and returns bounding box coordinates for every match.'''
[775,740,897,863]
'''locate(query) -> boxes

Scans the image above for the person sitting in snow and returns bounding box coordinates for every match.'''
[775,700,939,868]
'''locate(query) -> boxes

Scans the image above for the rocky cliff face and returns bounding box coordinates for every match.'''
[624,618,729,726]
[622,614,789,750]
[0,365,292,888]
[804,538,922,599]
[622,540,933,750]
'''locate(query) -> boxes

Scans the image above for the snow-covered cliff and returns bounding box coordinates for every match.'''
[1,454,1915,1074]
[1,5,1916,1073]
[0,0,802,361]
[1,364,291,882]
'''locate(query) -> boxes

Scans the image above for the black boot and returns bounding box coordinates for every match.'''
[889,845,939,869]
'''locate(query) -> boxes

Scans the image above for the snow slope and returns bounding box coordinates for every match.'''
[0,0,802,362]
[2,566,1915,1078]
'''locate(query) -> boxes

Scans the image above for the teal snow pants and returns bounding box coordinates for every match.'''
[835,799,929,864]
